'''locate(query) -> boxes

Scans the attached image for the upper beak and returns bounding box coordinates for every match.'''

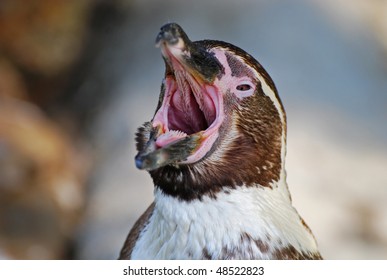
[156,23,223,84]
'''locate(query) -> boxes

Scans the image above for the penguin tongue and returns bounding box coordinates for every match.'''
[135,126,201,171]
[155,130,187,148]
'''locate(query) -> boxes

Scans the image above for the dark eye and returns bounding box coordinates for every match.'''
[236,84,251,91]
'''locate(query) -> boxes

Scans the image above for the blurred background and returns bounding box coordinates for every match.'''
[0,0,386,259]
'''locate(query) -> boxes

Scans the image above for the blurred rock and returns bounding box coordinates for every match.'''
[0,57,27,99]
[0,98,89,259]
[0,0,91,76]
[0,0,99,115]
[0,0,96,259]
[0,0,129,259]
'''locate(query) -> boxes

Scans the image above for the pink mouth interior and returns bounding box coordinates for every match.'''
[152,69,223,163]
[151,45,223,164]
[168,72,216,135]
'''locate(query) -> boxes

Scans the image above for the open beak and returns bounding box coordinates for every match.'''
[135,23,224,171]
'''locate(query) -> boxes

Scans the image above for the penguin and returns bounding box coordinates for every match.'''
[119,23,322,260]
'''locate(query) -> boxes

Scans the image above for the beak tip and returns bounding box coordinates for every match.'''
[156,23,189,48]
[135,155,145,170]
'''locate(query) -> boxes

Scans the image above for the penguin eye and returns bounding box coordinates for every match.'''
[236,84,251,91]
[234,80,255,99]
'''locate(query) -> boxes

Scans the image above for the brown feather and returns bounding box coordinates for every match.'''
[118,203,155,259]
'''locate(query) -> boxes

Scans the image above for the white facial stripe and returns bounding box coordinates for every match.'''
[212,49,232,82]
[254,68,287,167]
[212,48,285,123]
[213,47,287,167]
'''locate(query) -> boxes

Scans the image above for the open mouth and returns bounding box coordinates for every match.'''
[152,45,224,164]
[135,23,225,171]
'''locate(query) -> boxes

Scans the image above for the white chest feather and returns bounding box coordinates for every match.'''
[130,181,319,260]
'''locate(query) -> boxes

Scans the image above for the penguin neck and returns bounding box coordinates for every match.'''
[131,177,320,259]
